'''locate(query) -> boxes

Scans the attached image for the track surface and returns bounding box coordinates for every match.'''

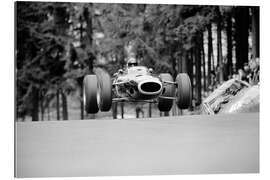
[15,113,259,177]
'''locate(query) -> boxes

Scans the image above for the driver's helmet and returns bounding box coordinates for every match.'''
[127,57,138,67]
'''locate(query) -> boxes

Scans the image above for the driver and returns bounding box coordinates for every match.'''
[127,57,138,67]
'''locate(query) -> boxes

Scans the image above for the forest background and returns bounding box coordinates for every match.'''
[15,1,259,121]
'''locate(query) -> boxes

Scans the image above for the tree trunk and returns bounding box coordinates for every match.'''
[251,7,260,58]
[56,88,60,120]
[61,90,68,120]
[226,13,233,78]
[195,34,202,105]
[83,5,95,74]
[136,105,140,118]
[201,32,206,93]
[171,56,177,79]
[83,5,93,47]
[40,92,44,121]
[217,7,224,83]
[177,10,185,75]
[121,102,124,119]
[76,77,85,120]
[47,101,50,121]
[31,86,39,121]
[181,51,188,73]
[235,7,249,70]
[112,102,118,119]
[188,49,194,111]
[170,43,177,78]
[164,111,169,116]
[207,24,213,88]
[148,103,152,117]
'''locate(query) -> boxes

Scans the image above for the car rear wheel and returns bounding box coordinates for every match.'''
[176,73,192,109]
[83,75,99,114]
[158,73,175,112]
[96,71,112,111]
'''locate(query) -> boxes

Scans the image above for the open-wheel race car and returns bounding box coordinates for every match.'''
[83,65,192,114]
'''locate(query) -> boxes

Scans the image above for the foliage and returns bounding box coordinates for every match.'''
[16,2,257,120]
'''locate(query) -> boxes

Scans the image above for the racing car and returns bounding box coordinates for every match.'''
[83,61,192,114]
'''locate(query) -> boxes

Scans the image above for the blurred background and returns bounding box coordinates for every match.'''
[15,2,259,121]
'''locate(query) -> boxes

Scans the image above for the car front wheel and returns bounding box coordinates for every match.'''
[83,75,99,114]
[96,71,112,111]
[176,73,192,109]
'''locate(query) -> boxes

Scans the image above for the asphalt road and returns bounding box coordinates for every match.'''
[15,113,259,177]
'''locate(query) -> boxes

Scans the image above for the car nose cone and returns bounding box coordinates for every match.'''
[138,79,162,95]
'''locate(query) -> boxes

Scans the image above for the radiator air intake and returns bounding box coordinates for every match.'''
[138,81,162,95]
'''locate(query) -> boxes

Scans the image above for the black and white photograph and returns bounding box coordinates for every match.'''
[14,0,261,178]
